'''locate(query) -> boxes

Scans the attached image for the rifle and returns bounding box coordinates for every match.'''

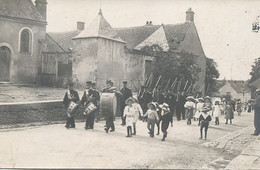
[151,75,161,99]
[186,82,193,93]
[177,79,182,92]
[205,83,210,96]
[183,80,189,92]
[192,81,197,92]
[163,78,171,93]
[170,78,178,90]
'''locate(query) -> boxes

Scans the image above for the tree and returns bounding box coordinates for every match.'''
[205,57,220,96]
[141,45,201,91]
[249,58,260,96]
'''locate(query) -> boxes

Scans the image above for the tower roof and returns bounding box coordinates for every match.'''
[0,0,46,23]
[73,9,125,43]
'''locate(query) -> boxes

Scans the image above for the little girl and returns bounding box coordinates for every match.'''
[184,96,195,125]
[225,101,234,124]
[124,98,135,137]
[132,97,143,135]
[199,106,212,140]
[159,103,171,141]
[194,98,204,125]
[212,100,221,125]
[143,102,159,138]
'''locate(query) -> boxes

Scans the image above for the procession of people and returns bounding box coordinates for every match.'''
[63,78,260,141]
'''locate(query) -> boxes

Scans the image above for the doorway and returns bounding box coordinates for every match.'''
[0,46,11,81]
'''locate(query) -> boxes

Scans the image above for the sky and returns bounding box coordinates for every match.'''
[45,0,260,80]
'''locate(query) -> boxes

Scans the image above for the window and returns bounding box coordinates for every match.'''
[19,28,32,54]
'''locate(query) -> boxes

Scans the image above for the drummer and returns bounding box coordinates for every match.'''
[81,81,99,130]
[102,80,116,133]
[92,82,101,122]
[63,81,80,129]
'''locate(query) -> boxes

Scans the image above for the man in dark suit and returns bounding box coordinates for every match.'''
[253,89,260,136]
[120,81,133,125]
[81,81,99,130]
[63,82,80,129]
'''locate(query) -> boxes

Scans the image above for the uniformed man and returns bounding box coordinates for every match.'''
[140,86,153,121]
[120,81,133,125]
[81,81,99,130]
[102,80,116,133]
[165,90,176,126]
[63,81,80,129]
[92,82,101,122]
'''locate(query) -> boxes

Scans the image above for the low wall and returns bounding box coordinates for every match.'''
[0,100,85,125]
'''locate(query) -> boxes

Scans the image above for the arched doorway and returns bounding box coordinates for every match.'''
[0,46,11,81]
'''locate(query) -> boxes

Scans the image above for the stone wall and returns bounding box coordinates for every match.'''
[0,100,85,125]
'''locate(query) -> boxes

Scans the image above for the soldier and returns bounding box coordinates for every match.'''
[140,86,153,121]
[120,81,133,126]
[176,91,186,121]
[92,82,101,122]
[81,81,99,130]
[63,82,80,129]
[102,80,118,133]
[165,90,176,126]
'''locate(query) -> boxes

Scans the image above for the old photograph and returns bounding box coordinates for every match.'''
[0,0,260,169]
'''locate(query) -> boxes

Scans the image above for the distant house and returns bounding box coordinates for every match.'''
[218,80,251,102]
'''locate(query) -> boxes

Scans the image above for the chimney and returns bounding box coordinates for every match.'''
[77,22,85,31]
[186,8,194,23]
[35,0,47,21]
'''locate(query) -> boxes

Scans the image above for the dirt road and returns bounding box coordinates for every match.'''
[0,111,256,169]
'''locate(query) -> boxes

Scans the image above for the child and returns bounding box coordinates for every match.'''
[154,102,162,135]
[63,82,80,129]
[132,97,143,135]
[123,98,135,137]
[225,101,234,124]
[194,98,204,125]
[143,102,159,138]
[199,106,212,140]
[212,100,221,125]
[159,103,171,141]
[184,96,196,125]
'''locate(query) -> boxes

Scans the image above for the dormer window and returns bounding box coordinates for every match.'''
[19,28,33,55]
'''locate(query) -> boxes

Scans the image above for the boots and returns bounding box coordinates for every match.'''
[133,124,136,135]
[129,126,132,137]
[126,126,132,137]
[161,132,167,141]
[126,127,130,137]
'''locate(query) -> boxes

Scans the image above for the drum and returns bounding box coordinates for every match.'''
[67,101,78,117]
[100,93,117,117]
[84,102,97,115]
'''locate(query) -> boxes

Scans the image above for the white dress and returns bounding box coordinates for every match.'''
[132,103,143,123]
[212,105,221,118]
[123,106,135,127]
[194,102,204,119]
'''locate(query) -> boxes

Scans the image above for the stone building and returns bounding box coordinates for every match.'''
[0,0,47,83]
[47,8,206,92]
[218,80,251,102]
[0,0,206,93]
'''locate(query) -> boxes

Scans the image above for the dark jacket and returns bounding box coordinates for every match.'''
[63,90,80,107]
[81,89,100,106]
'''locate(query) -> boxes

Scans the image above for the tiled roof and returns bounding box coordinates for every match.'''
[228,80,251,93]
[42,34,66,53]
[134,25,169,51]
[116,22,191,50]
[250,78,260,89]
[115,25,160,49]
[73,10,125,43]
[47,30,81,52]
[0,0,45,23]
